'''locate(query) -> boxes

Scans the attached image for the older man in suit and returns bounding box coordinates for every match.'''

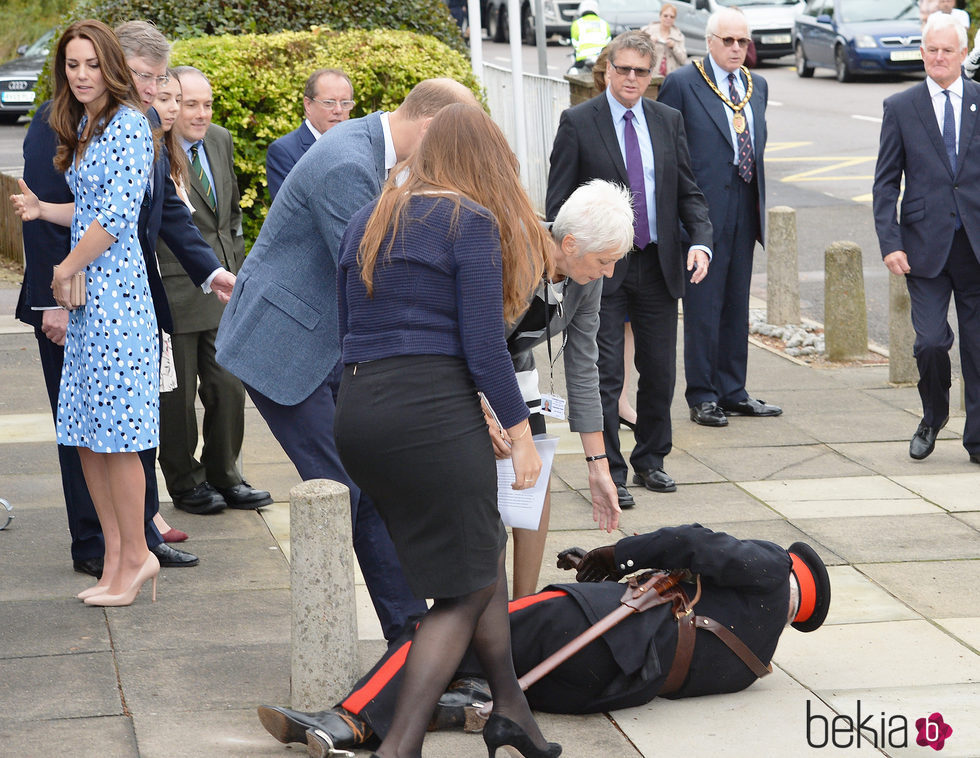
[546,31,713,508]
[216,78,478,641]
[874,12,980,464]
[266,68,354,201]
[659,8,781,428]
[155,66,271,514]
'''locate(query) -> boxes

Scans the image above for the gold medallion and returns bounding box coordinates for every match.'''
[732,111,746,134]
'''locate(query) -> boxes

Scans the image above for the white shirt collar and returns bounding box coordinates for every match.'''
[927,75,964,99]
[304,118,322,140]
[380,112,397,174]
[708,53,740,89]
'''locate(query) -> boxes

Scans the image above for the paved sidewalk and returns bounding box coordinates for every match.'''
[0,280,977,758]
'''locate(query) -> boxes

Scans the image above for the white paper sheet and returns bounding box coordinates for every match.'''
[496,434,559,530]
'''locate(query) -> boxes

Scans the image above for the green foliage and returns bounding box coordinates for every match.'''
[0,0,69,61]
[69,0,467,54]
[171,28,482,245]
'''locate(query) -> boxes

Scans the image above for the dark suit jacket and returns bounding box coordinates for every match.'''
[138,107,223,334]
[217,112,387,406]
[545,93,712,300]
[157,125,245,334]
[266,122,317,201]
[658,62,767,246]
[873,77,980,278]
[15,101,72,329]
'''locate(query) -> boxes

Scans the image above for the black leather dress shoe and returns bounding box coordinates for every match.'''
[616,484,635,509]
[720,397,783,417]
[430,677,491,732]
[690,401,728,427]
[216,481,273,510]
[970,454,980,464]
[633,468,677,493]
[257,705,371,749]
[150,542,199,567]
[172,481,226,515]
[910,418,947,460]
[73,557,104,578]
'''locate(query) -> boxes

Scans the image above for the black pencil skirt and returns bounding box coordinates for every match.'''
[334,354,507,600]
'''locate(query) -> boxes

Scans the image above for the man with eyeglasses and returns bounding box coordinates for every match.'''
[659,7,780,430]
[547,31,712,509]
[266,69,355,201]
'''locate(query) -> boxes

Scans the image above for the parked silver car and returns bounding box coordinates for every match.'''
[0,29,54,124]
[671,0,805,60]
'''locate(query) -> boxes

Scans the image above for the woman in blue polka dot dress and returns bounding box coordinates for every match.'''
[10,20,159,606]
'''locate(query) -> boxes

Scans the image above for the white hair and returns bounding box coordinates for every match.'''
[923,8,968,49]
[705,7,751,41]
[551,180,634,257]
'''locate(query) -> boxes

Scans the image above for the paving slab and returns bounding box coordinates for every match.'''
[955,511,980,530]
[139,537,289,596]
[1,439,61,475]
[0,716,137,758]
[617,483,780,533]
[816,683,980,758]
[0,651,122,720]
[784,410,953,444]
[739,475,919,503]
[690,443,871,482]
[856,560,980,619]
[773,620,980,690]
[830,440,977,476]
[700,519,845,566]
[546,488,608,532]
[774,387,898,415]
[792,514,980,563]
[115,643,291,714]
[823,566,919,625]
[0,598,111,657]
[936,618,980,650]
[0,469,65,508]
[765,497,940,520]
[614,668,873,757]
[234,460,303,505]
[674,416,820,448]
[890,472,980,512]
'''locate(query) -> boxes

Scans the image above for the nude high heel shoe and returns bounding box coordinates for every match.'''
[77,583,111,600]
[84,553,159,607]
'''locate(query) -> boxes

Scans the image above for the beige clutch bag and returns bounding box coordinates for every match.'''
[54,266,86,309]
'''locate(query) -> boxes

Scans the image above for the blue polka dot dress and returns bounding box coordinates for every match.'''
[57,105,159,453]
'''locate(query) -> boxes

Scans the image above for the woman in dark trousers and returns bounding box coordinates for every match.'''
[334,103,559,758]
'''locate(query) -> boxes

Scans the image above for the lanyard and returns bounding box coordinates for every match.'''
[544,279,569,396]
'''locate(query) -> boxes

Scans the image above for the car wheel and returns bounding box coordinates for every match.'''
[795,42,814,78]
[835,45,852,82]
[521,3,536,46]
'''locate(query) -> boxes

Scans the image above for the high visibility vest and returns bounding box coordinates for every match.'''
[571,14,611,62]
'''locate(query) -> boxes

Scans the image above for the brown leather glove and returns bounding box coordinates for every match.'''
[556,547,587,571]
[575,545,622,583]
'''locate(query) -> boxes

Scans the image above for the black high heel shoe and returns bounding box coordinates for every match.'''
[482,713,561,758]
[618,415,637,431]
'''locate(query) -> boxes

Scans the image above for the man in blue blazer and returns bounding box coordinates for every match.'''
[217,78,478,641]
[265,69,354,202]
[659,8,781,428]
[546,31,713,507]
[873,13,980,464]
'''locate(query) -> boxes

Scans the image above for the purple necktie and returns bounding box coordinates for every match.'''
[729,72,754,184]
[623,110,650,249]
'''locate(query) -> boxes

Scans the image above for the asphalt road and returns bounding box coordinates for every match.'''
[0,43,928,346]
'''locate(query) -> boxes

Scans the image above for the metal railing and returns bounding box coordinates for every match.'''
[482,63,569,216]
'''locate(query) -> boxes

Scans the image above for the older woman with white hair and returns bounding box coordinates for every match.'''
[489,179,634,598]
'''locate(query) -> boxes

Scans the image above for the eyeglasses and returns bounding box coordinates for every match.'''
[609,64,653,78]
[711,34,752,48]
[130,67,170,86]
[311,98,356,111]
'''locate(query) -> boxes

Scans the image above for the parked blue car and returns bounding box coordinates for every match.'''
[793,0,923,82]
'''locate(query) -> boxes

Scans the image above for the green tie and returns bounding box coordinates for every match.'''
[189,143,216,213]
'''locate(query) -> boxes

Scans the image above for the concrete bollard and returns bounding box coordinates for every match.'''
[888,273,918,384]
[824,241,868,361]
[766,206,801,325]
[290,479,357,711]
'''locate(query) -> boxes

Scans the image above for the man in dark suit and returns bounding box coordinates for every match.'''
[546,31,713,507]
[265,68,354,201]
[873,12,980,464]
[255,524,830,755]
[155,66,271,514]
[216,79,478,641]
[659,8,781,428]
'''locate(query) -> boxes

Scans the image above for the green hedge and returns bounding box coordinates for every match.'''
[171,27,482,245]
[69,0,466,53]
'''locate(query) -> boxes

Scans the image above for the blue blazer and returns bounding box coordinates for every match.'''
[138,107,222,333]
[266,122,317,201]
[15,101,72,329]
[658,62,767,247]
[873,77,980,279]
[216,111,387,405]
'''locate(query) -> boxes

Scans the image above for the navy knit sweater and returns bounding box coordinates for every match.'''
[338,194,530,429]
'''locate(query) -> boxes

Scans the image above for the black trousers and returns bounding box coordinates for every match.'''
[596,245,677,482]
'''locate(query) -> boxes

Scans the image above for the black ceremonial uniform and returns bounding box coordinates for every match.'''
[341,525,792,738]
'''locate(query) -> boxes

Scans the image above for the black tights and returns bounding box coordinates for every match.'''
[375,548,547,758]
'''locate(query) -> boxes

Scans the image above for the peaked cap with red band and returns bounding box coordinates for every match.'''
[788,541,831,632]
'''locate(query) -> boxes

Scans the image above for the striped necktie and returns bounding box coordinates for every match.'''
[729,72,754,184]
[190,143,216,212]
